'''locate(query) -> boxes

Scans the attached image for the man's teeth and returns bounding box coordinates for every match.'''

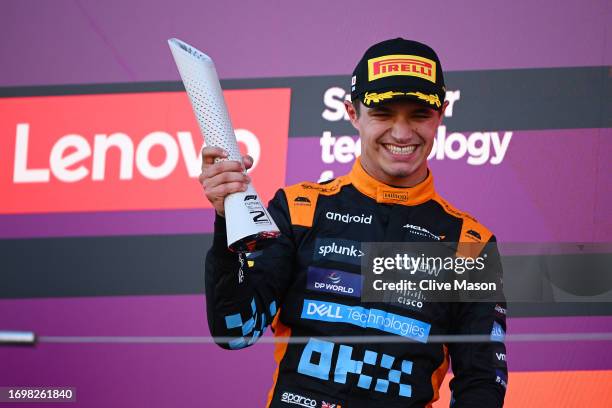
[384,144,416,154]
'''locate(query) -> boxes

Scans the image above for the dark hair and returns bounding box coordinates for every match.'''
[351,99,361,118]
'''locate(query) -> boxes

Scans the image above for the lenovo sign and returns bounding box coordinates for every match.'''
[1,89,290,214]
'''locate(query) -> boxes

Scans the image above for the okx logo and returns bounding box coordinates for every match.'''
[298,338,414,398]
[314,238,364,266]
[301,299,430,343]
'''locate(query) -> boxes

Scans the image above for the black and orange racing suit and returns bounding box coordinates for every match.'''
[205,159,507,408]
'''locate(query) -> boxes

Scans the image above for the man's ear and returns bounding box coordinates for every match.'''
[345,100,360,131]
[437,100,449,126]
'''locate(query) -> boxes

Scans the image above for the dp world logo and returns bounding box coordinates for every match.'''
[326,271,341,284]
[307,267,361,298]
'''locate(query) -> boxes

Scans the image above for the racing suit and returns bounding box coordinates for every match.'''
[205,159,507,407]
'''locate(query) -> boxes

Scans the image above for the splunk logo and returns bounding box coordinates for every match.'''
[314,238,364,266]
[0,89,290,214]
[297,338,414,398]
[325,211,372,225]
[301,299,430,342]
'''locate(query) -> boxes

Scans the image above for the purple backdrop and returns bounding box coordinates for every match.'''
[1,1,611,407]
[1,0,610,86]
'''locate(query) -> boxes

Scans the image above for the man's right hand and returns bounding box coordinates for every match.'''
[199,146,253,217]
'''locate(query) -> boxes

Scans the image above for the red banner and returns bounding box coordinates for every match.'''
[1,89,291,214]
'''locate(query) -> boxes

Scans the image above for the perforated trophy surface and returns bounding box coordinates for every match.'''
[168,38,280,252]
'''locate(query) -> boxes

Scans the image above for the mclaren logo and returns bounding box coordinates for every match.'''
[466,229,482,241]
[293,196,311,206]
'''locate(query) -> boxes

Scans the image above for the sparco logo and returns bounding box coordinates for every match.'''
[280,392,316,407]
[326,211,372,224]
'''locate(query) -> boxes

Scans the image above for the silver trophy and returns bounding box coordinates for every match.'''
[168,38,280,252]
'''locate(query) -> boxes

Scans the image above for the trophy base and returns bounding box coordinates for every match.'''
[228,230,281,253]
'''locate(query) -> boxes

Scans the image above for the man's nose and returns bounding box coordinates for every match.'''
[390,118,414,142]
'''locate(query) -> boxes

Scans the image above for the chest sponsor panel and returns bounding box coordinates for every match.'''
[313,238,364,266]
[306,267,362,298]
[493,350,507,368]
[324,210,373,225]
[301,299,431,343]
[296,338,415,400]
[491,321,506,342]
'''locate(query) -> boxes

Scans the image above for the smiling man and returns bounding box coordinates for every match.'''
[346,39,448,189]
[346,100,444,186]
[203,38,507,407]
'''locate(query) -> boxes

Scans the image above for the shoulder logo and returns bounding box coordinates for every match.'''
[490,321,506,342]
[495,369,508,389]
[465,229,482,241]
[494,304,507,316]
[293,196,311,206]
[299,177,346,195]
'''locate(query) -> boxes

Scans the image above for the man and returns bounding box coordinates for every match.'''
[202,38,507,407]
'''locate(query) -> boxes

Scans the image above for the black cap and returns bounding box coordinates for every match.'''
[351,38,446,110]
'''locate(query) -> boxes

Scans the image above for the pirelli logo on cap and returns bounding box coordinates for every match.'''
[368,54,436,83]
